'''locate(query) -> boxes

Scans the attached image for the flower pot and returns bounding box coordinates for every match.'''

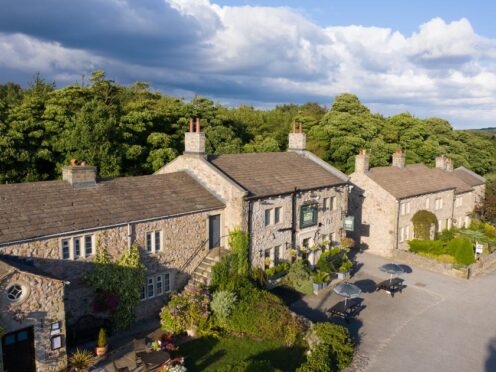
[313,282,324,294]
[337,271,350,280]
[95,345,108,357]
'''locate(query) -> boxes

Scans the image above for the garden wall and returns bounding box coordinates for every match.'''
[392,249,496,279]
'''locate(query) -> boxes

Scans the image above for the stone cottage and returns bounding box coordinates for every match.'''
[0,258,66,372]
[0,168,225,371]
[157,121,351,269]
[349,149,486,256]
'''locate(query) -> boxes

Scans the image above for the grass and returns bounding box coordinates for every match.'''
[180,335,306,371]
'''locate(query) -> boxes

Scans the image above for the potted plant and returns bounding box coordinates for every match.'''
[337,259,353,280]
[312,272,330,294]
[95,328,108,357]
[289,249,298,263]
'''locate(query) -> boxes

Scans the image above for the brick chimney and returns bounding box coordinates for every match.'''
[62,160,97,188]
[435,155,453,172]
[184,118,206,156]
[355,149,369,174]
[288,122,306,152]
[392,148,406,168]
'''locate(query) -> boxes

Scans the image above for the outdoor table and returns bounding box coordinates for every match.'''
[376,277,404,296]
[140,350,171,370]
[327,297,364,323]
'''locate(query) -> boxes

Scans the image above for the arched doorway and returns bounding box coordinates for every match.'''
[411,210,438,240]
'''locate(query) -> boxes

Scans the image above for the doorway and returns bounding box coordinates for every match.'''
[208,215,221,249]
[2,326,36,372]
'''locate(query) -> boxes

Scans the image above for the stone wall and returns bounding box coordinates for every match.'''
[156,155,247,242]
[468,250,496,278]
[250,186,348,268]
[350,173,398,256]
[0,268,67,371]
[1,208,224,325]
[391,249,468,279]
[453,191,475,228]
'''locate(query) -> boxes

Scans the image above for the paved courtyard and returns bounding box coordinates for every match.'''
[290,252,496,372]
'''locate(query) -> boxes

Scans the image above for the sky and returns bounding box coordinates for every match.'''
[0,0,495,129]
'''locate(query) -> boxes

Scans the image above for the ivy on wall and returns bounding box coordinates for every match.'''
[86,244,145,330]
[412,210,438,240]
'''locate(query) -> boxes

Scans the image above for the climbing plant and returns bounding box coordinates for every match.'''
[228,227,250,276]
[412,210,438,240]
[86,244,145,330]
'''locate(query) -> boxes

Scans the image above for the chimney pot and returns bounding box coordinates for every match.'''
[63,163,97,188]
[435,155,453,172]
[392,148,406,168]
[189,118,193,133]
[70,159,78,166]
[299,123,302,133]
[184,118,206,155]
[288,124,306,152]
[292,121,296,134]
[355,149,369,174]
[196,118,200,133]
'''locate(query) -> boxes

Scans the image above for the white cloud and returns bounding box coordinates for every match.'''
[1,0,496,128]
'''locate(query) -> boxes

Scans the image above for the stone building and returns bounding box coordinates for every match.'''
[0,168,224,371]
[350,149,486,256]
[157,121,351,268]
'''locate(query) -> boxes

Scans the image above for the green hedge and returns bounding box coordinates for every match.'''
[447,237,475,266]
[409,238,475,266]
[408,240,445,255]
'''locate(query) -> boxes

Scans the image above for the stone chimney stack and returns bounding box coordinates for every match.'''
[184,118,206,156]
[62,160,97,188]
[355,149,369,174]
[392,148,406,168]
[288,122,306,152]
[435,155,453,172]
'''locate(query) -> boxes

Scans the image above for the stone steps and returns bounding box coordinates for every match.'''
[187,247,229,287]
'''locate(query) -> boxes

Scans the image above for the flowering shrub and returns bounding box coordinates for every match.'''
[160,287,212,335]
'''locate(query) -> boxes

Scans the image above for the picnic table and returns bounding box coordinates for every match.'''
[326,297,364,323]
[140,350,171,371]
[376,277,404,297]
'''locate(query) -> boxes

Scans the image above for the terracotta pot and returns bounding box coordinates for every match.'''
[96,345,108,357]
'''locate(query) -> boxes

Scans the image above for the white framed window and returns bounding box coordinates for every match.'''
[400,202,410,216]
[399,226,410,242]
[146,230,162,254]
[274,207,282,224]
[141,272,172,301]
[425,198,430,209]
[62,239,70,259]
[322,197,329,210]
[435,198,443,210]
[264,209,271,226]
[330,196,337,211]
[61,234,94,260]
[455,196,463,207]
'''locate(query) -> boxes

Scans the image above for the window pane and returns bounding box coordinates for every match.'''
[147,277,154,298]
[265,209,271,226]
[164,273,170,292]
[274,207,280,224]
[330,197,336,210]
[156,275,163,295]
[62,239,70,259]
[146,232,152,253]
[140,285,146,301]
[84,235,93,256]
[74,237,80,258]
[154,231,161,252]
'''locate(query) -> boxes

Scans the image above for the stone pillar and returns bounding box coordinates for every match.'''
[184,118,206,156]
[355,149,369,174]
[435,155,453,172]
[288,122,306,152]
[392,148,406,168]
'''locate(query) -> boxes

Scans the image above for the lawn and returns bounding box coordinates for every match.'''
[180,335,306,371]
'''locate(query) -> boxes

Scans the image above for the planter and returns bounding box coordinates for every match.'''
[337,271,350,280]
[95,345,108,357]
[313,282,324,294]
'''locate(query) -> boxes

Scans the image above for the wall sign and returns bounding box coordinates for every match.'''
[344,216,355,231]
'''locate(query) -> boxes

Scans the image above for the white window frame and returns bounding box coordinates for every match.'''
[400,202,410,216]
[84,235,94,257]
[147,277,154,299]
[264,209,271,226]
[322,197,329,211]
[435,198,443,210]
[141,272,172,301]
[399,226,410,242]
[61,234,94,260]
[274,207,282,225]
[146,230,162,254]
[330,196,337,211]
[61,239,70,260]
[455,196,463,207]
[73,237,81,258]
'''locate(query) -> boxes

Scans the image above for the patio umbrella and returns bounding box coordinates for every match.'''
[333,282,362,306]
[379,263,405,282]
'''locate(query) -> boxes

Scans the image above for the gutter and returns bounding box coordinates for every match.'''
[0,206,224,248]
[245,182,349,202]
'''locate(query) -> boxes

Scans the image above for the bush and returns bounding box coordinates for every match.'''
[313,323,354,370]
[448,237,475,266]
[160,287,212,335]
[297,343,333,372]
[312,272,330,284]
[211,290,237,324]
[96,328,107,347]
[412,210,438,240]
[283,259,313,295]
[438,228,457,242]
[220,359,274,372]
[317,248,349,274]
[265,262,291,278]
[224,288,304,345]
[408,240,445,255]
[69,348,95,371]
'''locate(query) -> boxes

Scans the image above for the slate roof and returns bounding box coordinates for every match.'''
[453,167,486,187]
[0,172,224,245]
[0,256,61,281]
[209,152,347,198]
[367,164,474,199]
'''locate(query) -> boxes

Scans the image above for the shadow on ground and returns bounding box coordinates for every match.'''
[486,338,496,371]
